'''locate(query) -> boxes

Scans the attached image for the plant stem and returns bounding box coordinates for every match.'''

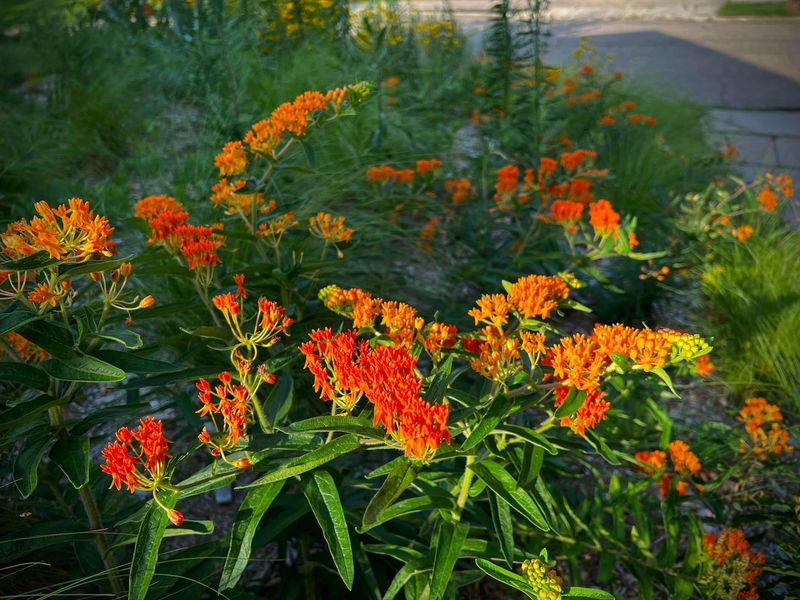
[49,405,123,594]
[454,454,476,521]
[251,392,272,434]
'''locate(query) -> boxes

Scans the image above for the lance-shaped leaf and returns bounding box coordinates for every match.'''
[41,355,125,382]
[475,559,537,599]
[219,480,285,591]
[362,458,416,528]
[553,388,586,419]
[0,362,49,392]
[429,521,470,600]
[129,490,179,600]
[469,460,549,531]
[14,433,54,498]
[0,251,60,271]
[301,470,354,590]
[290,415,384,439]
[0,309,42,337]
[58,255,132,280]
[89,329,143,349]
[489,493,515,569]
[360,496,455,533]
[242,434,362,487]
[563,587,616,599]
[460,395,513,451]
[50,433,90,488]
[92,349,180,374]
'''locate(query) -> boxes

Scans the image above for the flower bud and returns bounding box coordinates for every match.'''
[138,295,155,309]
[116,427,132,444]
[120,262,133,277]
[167,509,184,526]
[234,457,251,469]
[198,427,211,444]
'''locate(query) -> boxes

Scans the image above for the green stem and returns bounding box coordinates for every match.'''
[174,471,235,492]
[251,393,272,434]
[454,454,476,521]
[49,405,123,594]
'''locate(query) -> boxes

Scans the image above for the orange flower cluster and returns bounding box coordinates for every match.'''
[210,179,265,215]
[212,276,292,351]
[419,215,439,251]
[702,529,764,600]
[737,397,793,457]
[756,188,777,212]
[550,200,584,232]
[257,211,298,246]
[560,149,597,172]
[507,274,570,320]
[319,284,383,328]
[1,198,115,262]
[695,353,715,377]
[553,386,610,435]
[566,88,601,107]
[179,224,225,273]
[494,165,520,206]
[628,114,657,127]
[101,418,182,525]
[244,88,346,155]
[309,212,354,258]
[214,141,248,177]
[588,199,620,236]
[424,322,458,362]
[733,225,754,243]
[765,172,793,198]
[134,194,184,221]
[196,372,253,453]
[445,178,475,204]
[381,300,425,348]
[463,326,522,382]
[416,159,443,174]
[635,440,702,498]
[2,332,48,363]
[366,165,415,185]
[300,329,451,460]
[592,323,710,371]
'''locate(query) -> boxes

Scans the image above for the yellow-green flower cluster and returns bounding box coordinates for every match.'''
[662,330,712,363]
[521,558,563,600]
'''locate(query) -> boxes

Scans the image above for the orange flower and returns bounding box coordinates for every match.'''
[598,115,615,126]
[733,225,754,243]
[210,179,264,214]
[178,224,224,273]
[28,281,66,309]
[445,178,475,204]
[668,440,701,477]
[2,332,48,363]
[195,373,251,447]
[419,216,439,251]
[101,417,171,492]
[214,141,248,176]
[737,397,793,457]
[213,280,292,348]
[468,293,511,329]
[380,76,401,89]
[628,114,657,126]
[134,195,184,221]
[507,274,570,320]
[553,386,610,435]
[702,528,764,599]
[519,331,546,355]
[550,200,584,232]
[309,213,354,258]
[299,329,366,411]
[560,149,597,172]
[546,334,606,392]
[756,187,777,212]
[635,449,667,474]
[2,199,115,262]
[494,165,519,204]
[588,199,620,236]
[380,301,424,348]
[628,232,639,248]
[424,322,458,361]
[567,178,594,204]
[319,284,383,328]
[367,165,415,185]
[416,159,443,174]
[257,211,298,245]
[695,354,715,376]
[467,326,521,382]
[766,172,793,198]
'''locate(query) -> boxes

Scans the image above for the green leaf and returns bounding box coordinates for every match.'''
[129,490,179,600]
[469,460,549,531]
[242,434,361,488]
[650,367,679,397]
[13,433,53,498]
[92,350,180,374]
[359,496,455,533]
[0,309,42,337]
[460,395,513,451]
[121,367,218,389]
[475,559,537,599]
[89,329,143,349]
[0,362,49,392]
[70,402,153,435]
[489,494,515,569]
[495,424,558,455]
[219,480,286,592]
[179,325,230,340]
[41,355,126,382]
[0,394,66,432]
[58,256,132,279]
[383,560,427,600]
[0,251,60,271]
[50,433,90,488]
[265,372,293,426]
[363,458,416,529]
[18,319,74,357]
[302,470,354,590]
[563,587,615,599]
[290,415,384,439]
[430,521,469,600]
[554,388,586,419]
[585,431,621,466]
[518,444,544,488]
